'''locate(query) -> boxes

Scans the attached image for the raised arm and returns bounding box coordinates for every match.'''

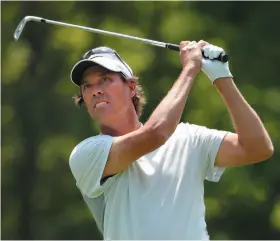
[214,78,273,167]
[200,42,274,167]
[103,41,202,177]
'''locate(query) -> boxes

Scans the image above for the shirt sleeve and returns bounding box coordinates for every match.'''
[188,123,229,182]
[69,135,115,198]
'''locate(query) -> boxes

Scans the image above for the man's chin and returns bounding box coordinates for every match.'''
[91,111,114,123]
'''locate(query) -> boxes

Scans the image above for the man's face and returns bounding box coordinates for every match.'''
[80,66,135,123]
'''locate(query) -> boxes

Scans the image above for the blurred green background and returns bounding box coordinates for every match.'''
[2,1,280,240]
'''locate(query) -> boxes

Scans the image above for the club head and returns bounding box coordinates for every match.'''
[14,16,43,41]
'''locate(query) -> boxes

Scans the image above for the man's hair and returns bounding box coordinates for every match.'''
[72,72,147,118]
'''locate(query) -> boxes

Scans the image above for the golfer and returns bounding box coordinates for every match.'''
[69,40,273,240]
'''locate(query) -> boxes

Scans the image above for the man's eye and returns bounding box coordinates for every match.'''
[101,77,111,84]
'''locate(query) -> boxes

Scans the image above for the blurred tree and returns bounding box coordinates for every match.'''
[2,1,280,239]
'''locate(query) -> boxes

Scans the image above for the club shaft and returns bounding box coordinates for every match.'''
[42,18,167,48]
[14,16,229,62]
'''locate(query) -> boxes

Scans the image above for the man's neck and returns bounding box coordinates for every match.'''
[99,111,141,137]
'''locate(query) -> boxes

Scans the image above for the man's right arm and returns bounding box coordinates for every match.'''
[103,41,203,177]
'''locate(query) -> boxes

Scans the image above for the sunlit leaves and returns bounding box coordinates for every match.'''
[37,135,78,171]
[2,105,15,125]
[263,89,280,113]
[2,41,32,84]
[270,200,280,230]
[160,10,205,42]
[51,17,92,53]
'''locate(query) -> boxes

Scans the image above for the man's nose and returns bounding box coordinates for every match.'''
[92,85,104,97]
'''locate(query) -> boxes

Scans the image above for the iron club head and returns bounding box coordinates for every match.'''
[14,16,43,41]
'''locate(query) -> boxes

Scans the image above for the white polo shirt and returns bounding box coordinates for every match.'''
[69,122,229,240]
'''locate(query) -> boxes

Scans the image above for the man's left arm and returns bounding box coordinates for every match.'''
[214,77,273,167]
[200,42,274,167]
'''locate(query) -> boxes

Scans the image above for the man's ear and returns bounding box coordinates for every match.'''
[127,81,136,98]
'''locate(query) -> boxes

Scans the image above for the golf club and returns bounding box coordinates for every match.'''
[14,16,228,62]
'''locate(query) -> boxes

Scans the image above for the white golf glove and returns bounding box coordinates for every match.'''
[201,44,233,83]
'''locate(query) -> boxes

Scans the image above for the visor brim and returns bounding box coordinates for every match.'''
[70,56,131,86]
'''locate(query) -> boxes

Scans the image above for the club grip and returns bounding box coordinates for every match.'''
[165,43,229,63]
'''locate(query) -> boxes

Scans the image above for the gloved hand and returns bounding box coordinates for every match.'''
[201,44,233,83]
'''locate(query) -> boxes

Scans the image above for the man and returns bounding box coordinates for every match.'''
[69,40,273,240]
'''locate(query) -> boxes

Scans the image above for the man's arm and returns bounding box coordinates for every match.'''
[214,78,273,167]
[103,41,202,177]
[200,42,273,167]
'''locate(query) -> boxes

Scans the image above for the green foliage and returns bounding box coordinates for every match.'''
[2,2,280,239]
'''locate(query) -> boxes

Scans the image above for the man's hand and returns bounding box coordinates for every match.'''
[180,41,202,77]
[199,41,233,83]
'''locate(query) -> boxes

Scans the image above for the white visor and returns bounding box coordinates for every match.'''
[70,50,133,86]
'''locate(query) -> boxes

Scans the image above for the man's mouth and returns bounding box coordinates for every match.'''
[95,101,109,109]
